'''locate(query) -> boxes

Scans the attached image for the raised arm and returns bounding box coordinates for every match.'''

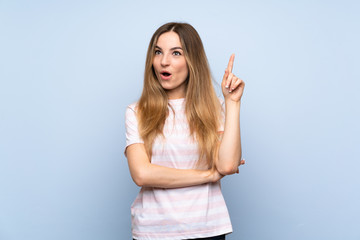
[216,54,245,175]
[126,144,222,188]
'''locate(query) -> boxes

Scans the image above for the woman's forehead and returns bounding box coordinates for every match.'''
[156,32,182,48]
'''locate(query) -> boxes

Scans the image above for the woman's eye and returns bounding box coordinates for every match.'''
[173,51,181,56]
[155,50,161,55]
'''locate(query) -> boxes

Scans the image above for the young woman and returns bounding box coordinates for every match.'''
[125,22,245,240]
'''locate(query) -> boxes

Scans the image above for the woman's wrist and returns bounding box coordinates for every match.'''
[202,169,223,183]
[201,169,215,183]
[224,99,241,107]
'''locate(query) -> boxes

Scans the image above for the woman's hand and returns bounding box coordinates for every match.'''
[235,159,246,173]
[210,168,224,182]
[221,54,245,102]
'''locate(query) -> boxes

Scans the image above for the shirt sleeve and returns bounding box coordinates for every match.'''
[125,104,144,154]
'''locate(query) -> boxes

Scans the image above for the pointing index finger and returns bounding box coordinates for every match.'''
[227,53,235,73]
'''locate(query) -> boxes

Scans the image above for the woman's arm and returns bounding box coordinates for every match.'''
[126,143,222,188]
[216,54,245,175]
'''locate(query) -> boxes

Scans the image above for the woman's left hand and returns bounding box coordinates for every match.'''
[221,54,245,102]
[236,159,246,173]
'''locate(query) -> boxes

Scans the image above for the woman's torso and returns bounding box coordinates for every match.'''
[127,98,232,240]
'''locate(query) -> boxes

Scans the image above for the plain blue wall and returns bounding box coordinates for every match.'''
[1,0,359,239]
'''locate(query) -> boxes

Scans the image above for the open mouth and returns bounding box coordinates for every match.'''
[161,71,172,77]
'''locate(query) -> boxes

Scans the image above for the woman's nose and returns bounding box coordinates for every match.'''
[160,54,170,66]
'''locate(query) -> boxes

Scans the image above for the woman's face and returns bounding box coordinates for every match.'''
[153,31,189,99]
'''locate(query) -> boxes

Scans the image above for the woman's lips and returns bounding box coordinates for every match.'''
[160,71,172,80]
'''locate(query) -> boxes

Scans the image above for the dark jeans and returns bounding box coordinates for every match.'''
[185,234,226,240]
[133,234,225,240]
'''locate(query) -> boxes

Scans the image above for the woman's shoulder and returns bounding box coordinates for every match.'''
[125,102,139,120]
[126,101,139,112]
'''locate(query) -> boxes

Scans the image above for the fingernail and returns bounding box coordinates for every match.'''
[225,85,229,88]
[229,90,232,93]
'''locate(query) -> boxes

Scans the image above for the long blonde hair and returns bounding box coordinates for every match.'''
[137,22,222,169]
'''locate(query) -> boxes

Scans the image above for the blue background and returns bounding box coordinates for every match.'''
[0,0,359,239]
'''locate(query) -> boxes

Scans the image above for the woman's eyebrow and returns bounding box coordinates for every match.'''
[171,47,183,50]
[155,46,183,50]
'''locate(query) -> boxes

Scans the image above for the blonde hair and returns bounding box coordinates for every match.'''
[137,22,222,169]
